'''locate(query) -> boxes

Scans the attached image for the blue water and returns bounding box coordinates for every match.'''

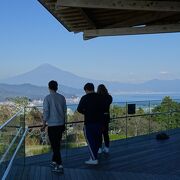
[67,93,180,112]
[113,93,180,102]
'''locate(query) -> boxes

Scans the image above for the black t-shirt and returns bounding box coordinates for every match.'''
[77,92,103,124]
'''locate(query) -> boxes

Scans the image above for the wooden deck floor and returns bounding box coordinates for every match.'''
[7,129,180,180]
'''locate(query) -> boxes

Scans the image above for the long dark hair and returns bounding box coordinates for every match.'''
[97,84,109,95]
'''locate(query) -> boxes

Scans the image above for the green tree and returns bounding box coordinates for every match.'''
[8,96,29,108]
[152,96,180,130]
[0,105,17,125]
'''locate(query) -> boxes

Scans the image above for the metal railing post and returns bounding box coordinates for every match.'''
[65,122,68,160]
[125,102,128,139]
[148,100,151,135]
[23,107,26,167]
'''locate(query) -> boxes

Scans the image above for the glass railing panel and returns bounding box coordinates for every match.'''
[66,105,86,149]
[168,111,180,130]
[0,109,25,178]
[65,121,86,150]
[25,106,43,127]
[24,106,50,156]
[25,127,50,156]
[23,98,180,158]
[0,105,20,126]
[152,113,169,133]
[109,117,126,141]
[127,115,149,137]
[24,104,80,156]
[150,99,173,133]
[5,131,26,180]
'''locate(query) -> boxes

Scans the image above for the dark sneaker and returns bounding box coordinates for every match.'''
[50,161,56,168]
[52,165,64,173]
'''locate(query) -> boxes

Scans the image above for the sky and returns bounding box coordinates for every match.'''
[1,0,180,83]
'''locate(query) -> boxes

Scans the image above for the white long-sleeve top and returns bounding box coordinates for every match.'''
[43,92,67,126]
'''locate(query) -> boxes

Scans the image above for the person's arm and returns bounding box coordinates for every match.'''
[42,97,49,130]
[64,97,67,124]
[109,95,113,104]
[77,97,85,114]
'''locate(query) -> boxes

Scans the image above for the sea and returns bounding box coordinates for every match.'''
[113,92,180,102]
[67,92,180,112]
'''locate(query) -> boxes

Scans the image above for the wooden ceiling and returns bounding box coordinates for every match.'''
[38,0,180,40]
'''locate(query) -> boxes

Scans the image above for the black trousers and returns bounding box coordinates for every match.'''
[48,125,65,165]
[99,122,110,148]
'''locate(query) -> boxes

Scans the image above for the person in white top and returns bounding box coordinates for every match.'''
[42,80,67,173]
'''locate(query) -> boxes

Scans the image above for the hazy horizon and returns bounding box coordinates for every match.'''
[1,63,180,84]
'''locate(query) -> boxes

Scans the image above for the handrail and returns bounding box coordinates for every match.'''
[0,109,23,130]
[1,128,29,180]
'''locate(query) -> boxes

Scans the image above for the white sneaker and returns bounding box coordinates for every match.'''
[103,147,109,153]
[85,158,98,165]
[52,164,64,173]
[98,148,103,154]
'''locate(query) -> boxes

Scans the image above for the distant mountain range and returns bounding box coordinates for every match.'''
[0,83,79,101]
[2,64,90,89]
[0,64,180,100]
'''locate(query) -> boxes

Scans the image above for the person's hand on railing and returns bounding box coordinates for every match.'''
[41,125,46,132]
[41,121,47,132]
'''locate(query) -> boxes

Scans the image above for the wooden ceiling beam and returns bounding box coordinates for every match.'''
[146,13,180,26]
[38,0,72,31]
[83,23,180,39]
[104,12,177,28]
[78,8,97,28]
[56,0,180,12]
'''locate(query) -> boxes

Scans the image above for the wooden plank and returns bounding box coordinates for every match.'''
[78,8,97,28]
[6,166,17,180]
[104,12,177,28]
[14,129,180,179]
[62,135,180,172]
[20,166,30,180]
[34,166,41,180]
[56,0,180,12]
[39,166,47,180]
[29,166,36,180]
[37,0,72,32]
[83,23,180,39]
[45,166,52,180]
[108,149,180,171]
[63,168,74,180]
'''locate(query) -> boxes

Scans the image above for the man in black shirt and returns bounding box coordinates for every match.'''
[77,83,103,165]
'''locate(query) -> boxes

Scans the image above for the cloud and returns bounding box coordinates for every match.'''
[159,71,169,75]
[158,71,176,80]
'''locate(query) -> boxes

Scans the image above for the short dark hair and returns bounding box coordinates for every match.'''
[84,83,94,91]
[48,80,58,91]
